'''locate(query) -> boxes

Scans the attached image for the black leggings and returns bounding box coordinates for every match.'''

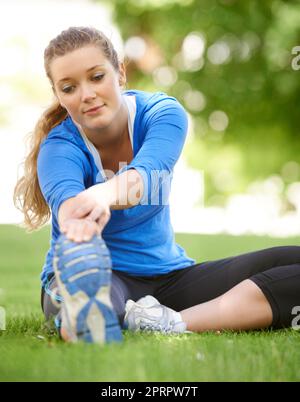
[42,246,300,330]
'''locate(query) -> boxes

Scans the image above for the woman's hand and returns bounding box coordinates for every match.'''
[69,170,143,220]
[58,183,114,242]
[68,185,112,232]
[60,217,101,243]
[58,170,143,241]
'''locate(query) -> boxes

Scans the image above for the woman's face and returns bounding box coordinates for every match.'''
[50,45,126,135]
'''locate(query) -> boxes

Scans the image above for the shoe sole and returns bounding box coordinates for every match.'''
[53,234,122,344]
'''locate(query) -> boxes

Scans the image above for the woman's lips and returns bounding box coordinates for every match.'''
[84,105,104,115]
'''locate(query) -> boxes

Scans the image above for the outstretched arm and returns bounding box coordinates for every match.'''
[58,169,143,242]
[53,96,187,242]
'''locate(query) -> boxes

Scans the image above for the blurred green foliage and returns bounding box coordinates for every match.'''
[97,0,300,203]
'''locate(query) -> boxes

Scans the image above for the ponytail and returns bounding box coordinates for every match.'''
[13,102,67,231]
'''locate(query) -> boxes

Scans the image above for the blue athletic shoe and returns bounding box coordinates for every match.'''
[53,234,122,344]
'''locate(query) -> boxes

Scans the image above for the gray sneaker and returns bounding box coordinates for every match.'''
[124,295,187,334]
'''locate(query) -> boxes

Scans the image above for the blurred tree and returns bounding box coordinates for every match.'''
[96,0,300,204]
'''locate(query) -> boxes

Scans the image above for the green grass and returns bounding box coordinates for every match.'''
[0,224,300,381]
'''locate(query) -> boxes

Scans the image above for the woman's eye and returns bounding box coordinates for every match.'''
[62,85,75,94]
[93,74,104,81]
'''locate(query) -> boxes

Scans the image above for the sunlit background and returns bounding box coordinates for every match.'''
[1,0,300,237]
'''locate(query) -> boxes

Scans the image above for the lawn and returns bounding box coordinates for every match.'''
[0,224,299,382]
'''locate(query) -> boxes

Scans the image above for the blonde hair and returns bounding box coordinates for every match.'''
[14,26,120,231]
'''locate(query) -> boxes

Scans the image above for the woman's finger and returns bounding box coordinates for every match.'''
[66,221,79,242]
[85,221,100,241]
[71,200,93,219]
[62,218,102,242]
[87,206,103,222]
[97,209,111,232]
[60,223,67,233]
[60,219,75,234]
[73,220,86,242]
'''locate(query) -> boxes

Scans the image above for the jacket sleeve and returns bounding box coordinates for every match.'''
[120,98,188,205]
[37,139,88,219]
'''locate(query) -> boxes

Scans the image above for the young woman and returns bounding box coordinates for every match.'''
[14,26,300,344]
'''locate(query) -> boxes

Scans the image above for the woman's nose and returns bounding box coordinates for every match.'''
[81,84,96,102]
